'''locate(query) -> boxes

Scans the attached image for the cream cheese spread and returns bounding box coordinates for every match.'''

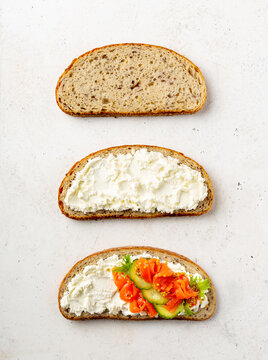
[60,253,209,317]
[64,149,208,214]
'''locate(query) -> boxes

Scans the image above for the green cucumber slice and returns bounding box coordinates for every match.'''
[129,260,152,290]
[154,302,184,319]
[142,288,168,305]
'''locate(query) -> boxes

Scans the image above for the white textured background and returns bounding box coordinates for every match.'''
[0,0,267,359]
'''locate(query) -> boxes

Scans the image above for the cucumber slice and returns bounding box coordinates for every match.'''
[129,260,152,290]
[154,302,184,319]
[142,288,168,305]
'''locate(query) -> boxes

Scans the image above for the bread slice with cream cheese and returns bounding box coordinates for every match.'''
[58,145,213,220]
[59,246,216,321]
[55,43,207,116]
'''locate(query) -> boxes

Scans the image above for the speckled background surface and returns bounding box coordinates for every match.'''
[0,0,267,359]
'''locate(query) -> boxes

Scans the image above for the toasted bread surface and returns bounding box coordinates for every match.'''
[58,145,213,220]
[56,43,206,116]
[59,246,216,321]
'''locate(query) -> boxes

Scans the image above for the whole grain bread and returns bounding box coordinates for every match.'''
[58,145,213,220]
[59,246,216,321]
[56,43,206,116]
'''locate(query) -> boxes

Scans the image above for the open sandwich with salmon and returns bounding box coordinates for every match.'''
[59,247,216,320]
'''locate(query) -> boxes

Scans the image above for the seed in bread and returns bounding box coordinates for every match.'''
[59,246,216,321]
[58,145,213,220]
[56,43,207,116]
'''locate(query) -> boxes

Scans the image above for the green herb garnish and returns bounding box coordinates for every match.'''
[112,255,132,277]
[184,301,194,316]
[190,276,211,299]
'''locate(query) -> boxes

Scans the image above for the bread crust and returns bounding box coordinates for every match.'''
[58,145,213,220]
[55,43,207,117]
[59,246,216,321]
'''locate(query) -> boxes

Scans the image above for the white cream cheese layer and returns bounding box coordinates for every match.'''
[64,149,208,213]
[60,253,209,317]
